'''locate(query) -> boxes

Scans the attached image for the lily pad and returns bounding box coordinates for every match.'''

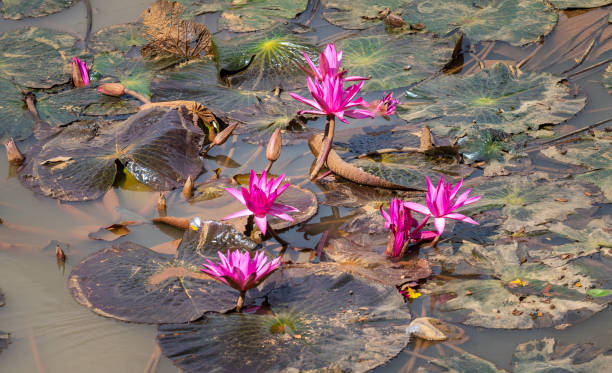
[0,27,82,88]
[69,220,257,323]
[604,64,612,93]
[400,0,557,46]
[19,107,204,201]
[326,206,433,285]
[93,52,154,98]
[89,23,147,54]
[151,59,267,114]
[549,1,612,8]
[158,265,411,373]
[424,241,608,329]
[468,174,593,232]
[334,30,457,91]
[218,29,318,91]
[457,127,518,164]
[0,77,34,141]
[512,338,612,372]
[399,63,586,138]
[1,0,78,20]
[321,0,405,30]
[158,177,318,233]
[36,87,140,127]
[541,130,612,201]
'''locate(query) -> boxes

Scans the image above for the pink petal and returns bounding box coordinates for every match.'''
[445,213,479,225]
[222,209,253,220]
[225,187,247,205]
[270,212,294,222]
[403,202,431,216]
[254,215,268,235]
[434,217,446,235]
[269,203,299,213]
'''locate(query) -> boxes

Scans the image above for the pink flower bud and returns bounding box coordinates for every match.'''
[266,127,282,162]
[97,83,126,97]
[71,57,89,88]
[4,138,24,165]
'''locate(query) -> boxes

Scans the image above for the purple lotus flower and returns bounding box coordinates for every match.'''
[369,92,400,117]
[201,250,281,292]
[71,57,89,88]
[288,74,374,124]
[381,198,436,257]
[223,170,299,235]
[404,176,481,236]
[300,43,367,82]
[201,250,282,311]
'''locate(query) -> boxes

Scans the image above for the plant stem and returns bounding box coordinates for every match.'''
[125,89,151,104]
[310,115,335,180]
[264,160,274,173]
[266,223,289,247]
[236,291,246,312]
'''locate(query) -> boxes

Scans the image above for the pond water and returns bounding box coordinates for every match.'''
[0,0,611,372]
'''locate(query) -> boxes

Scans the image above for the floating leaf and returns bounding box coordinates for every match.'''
[549,0,612,8]
[218,29,317,91]
[542,130,612,201]
[19,107,204,201]
[326,207,433,285]
[512,338,612,372]
[158,265,411,373]
[141,0,213,59]
[321,0,405,29]
[400,0,557,46]
[69,220,257,323]
[1,0,78,20]
[151,59,267,114]
[335,30,456,91]
[0,77,34,141]
[587,288,612,297]
[93,52,154,98]
[0,27,81,88]
[89,23,148,54]
[399,63,586,138]
[468,174,593,232]
[457,127,517,164]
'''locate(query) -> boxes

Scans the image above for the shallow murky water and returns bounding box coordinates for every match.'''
[1,1,611,372]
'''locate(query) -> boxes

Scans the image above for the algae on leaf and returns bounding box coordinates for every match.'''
[399,63,586,138]
[69,221,257,323]
[1,0,78,20]
[19,107,204,201]
[334,30,457,91]
[0,27,82,88]
[158,265,411,373]
[89,23,147,55]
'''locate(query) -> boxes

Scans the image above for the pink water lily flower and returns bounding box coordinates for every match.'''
[289,74,374,124]
[381,198,436,257]
[404,176,481,236]
[223,170,299,235]
[201,250,281,292]
[71,57,89,87]
[369,92,400,117]
[301,43,367,82]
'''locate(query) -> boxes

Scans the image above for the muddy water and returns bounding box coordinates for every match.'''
[0,1,611,372]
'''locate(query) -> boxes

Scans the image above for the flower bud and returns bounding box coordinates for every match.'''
[97,83,126,97]
[266,127,282,162]
[71,57,89,88]
[4,138,24,165]
[213,122,239,146]
[182,176,194,199]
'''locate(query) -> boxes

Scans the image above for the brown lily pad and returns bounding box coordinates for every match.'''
[68,220,257,323]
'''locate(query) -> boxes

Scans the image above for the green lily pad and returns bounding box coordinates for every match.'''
[321,0,405,30]
[93,52,153,98]
[151,59,267,114]
[457,127,517,164]
[512,338,612,372]
[89,23,147,54]
[401,0,557,46]
[218,29,318,91]
[1,0,78,20]
[417,351,506,373]
[587,288,612,297]
[541,130,612,201]
[0,27,82,88]
[549,1,612,8]
[399,63,586,138]
[604,64,612,93]
[468,174,593,232]
[19,107,204,201]
[36,87,140,127]
[69,220,257,323]
[333,30,457,91]
[424,242,608,329]
[158,265,411,373]
[0,77,34,141]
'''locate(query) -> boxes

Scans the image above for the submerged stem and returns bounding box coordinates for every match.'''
[125,89,151,104]
[236,291,246,312]
[310,115,335,180]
